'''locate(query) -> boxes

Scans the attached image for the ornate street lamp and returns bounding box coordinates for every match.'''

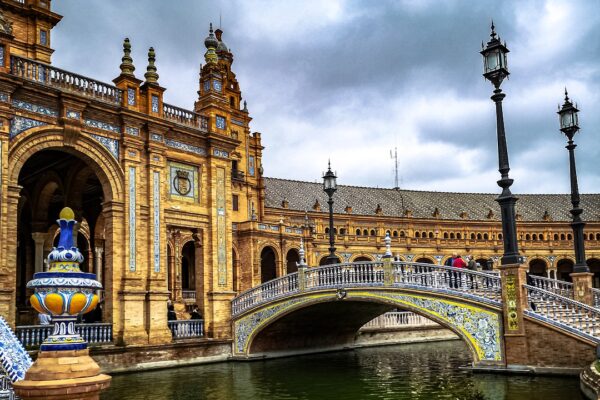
[481,22,522,265]
[558,89,589,273]
[323,161,338,264]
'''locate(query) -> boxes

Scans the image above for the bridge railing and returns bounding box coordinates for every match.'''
[361,311,439,329]
[232,261,502,317]
[525,285,600,340]
[527,275,573,298]
[591,288,600,308]
[168,320,204,339]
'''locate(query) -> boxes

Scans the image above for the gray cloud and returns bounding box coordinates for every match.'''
[52,0,600,194]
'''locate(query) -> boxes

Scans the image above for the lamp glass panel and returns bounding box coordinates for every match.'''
[485,50,499,73]
[561,112,573,128]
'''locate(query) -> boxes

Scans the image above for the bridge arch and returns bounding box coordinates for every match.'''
[233,288,503,366]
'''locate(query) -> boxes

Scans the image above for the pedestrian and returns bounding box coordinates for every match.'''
[452,254,467,268]
[38,313,51,325]
[467,255,477,271]
[444,253,457,266]
[190,307,202,320]
[167,303,177,321]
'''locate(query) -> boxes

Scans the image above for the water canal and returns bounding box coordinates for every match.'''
[102,341,582,399]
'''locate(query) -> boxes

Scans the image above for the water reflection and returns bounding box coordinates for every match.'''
[102,341,582,400]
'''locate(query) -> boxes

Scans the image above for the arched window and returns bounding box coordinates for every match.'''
[428,232,434,239]
[596,233,600,241]
[339,228,346,235]
[456,233,462,239]
[583,233,588,240]
[386,230,391,235]
[567,233,573,240]
[422,231,427,238]
[443,232,448,239]
[325,227,329,234]
[400,231,405,238]
[370,229,376,236]
[554,234,559,241]
[333,228,338,235]
[560,233,566,240]
[498,233,503,240]
[470,233,475,240]
[525,234,531,241]
[532,234,537,241]
[356,229,361,236]
[393,230,398,237]
[415,231,421,238]
[483,233,489,240]
[363,229,369,236]
[450,233,455,239]
[477,233,482,240]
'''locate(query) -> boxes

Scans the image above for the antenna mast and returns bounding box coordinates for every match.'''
[392,147,399,190]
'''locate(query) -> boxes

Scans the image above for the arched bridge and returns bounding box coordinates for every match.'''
[231,260,600,370]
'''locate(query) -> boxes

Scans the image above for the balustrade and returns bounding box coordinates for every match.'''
[0,372,18,400]
[593,288,600,308]
[361,311,438,329]
[232,261,502,317]
[525,285,600,338]
[15,323,113,348]
[163,103,209,131]
[10,55,123,105]
[182,290,196,300]
[168,320,204,339]
[528,275,573,298]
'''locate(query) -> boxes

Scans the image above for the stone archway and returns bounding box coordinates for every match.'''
[528,258,547,277]
[4,129,124,327]
[286,249,300,274]
[556,259,575,282]
[260,246,277,283]
[416,257,435,264]
[587,258,600,288]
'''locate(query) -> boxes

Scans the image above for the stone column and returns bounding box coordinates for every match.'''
[94,245,104,298]
[571,272,594,306]
[499,262,530,368]
[31,232,47,274]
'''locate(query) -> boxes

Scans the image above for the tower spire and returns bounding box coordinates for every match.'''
[144,47,159,83]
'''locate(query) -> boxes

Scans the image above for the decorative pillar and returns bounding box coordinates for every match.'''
[13,207,111,399]
[30,232,46,274]
[94,244,104,296]
[499,262,530,367]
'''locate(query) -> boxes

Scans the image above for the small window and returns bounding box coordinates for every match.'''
[400,231,405,238]
[216,115,226,129]
[483,233,489,240]
[596,233,600,241]
[230,96,235,108]
[443,232,448,239]
[470,233,475,240]
[325,227,329,234]
[393,231,398,237]
[232,194,239,211]
[457,233,461,239]
[525,234,531,241]
[567,234,573,240]
[560,234,566,240]
[450,233,455,239]
[151,94,159,113]
[333,228,338,235]
[554,234,559,241]
[428,232,434,239]
[363,229,368,236]
[340,228,346,235]
[498,233,503,240]
[415,232,421,238]
[477,233,482,240]
[40,30,48,46]
[356,229,361,236]
[370,229,376,236]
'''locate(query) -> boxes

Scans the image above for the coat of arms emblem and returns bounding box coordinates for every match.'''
[173,170,192,195]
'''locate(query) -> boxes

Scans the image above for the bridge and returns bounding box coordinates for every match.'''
[231,259,600,370]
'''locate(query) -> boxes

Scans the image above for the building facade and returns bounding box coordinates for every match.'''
[0,0,598,346]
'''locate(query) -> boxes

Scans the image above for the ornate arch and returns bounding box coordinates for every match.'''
[351,254,374,262]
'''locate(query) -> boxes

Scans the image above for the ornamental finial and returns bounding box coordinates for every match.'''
[297,239,307,267]
[384,232,392,258]
[490,20,496,39]
[119,38,135,77]
[564,87,570,102]
[144,47,159,83]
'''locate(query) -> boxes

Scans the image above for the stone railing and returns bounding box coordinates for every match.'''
[592,288,600,308]
[525,285,600,341]
[15,323,113,348]
[168,320,203,339]
[528,275,573,298]
[361,311,439,330]
[182,290,196,301]
[10,55,123,105]
[232,261,502,317]
[0,373,19,400]
[163,103,209,131]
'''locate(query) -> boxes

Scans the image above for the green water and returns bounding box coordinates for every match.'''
[102,341,583,400]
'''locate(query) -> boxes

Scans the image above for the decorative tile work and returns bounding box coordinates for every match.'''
[231,118,245,127]
[125,126,140,136]
[66,110,81,119]
[168,161,199,201]
[0,46,4,67]
[153,171,161,273]
[127,88,136,106]
[248,156,255,177]
[84,118,120,134]
[216,115,226,130]
[129,167,137,272]
[10,116,46,139]
[258,224,267,230]
[90,134,119,159]
[203,80,210,92]
[217,167,227,286]
[213,80,222,91]
[505,275,519,331]
[0,92,8,102]
[151,94,159,113]
[0,316,33,382]
[165,139,207,156]
[213,148,229,158]
[40,30,47,46]
[12,99,58,117]
[151,133,163,142]
[233,290,502,362]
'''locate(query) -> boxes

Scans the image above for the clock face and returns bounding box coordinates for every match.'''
[203,80,210,92]
[213,80,222,91]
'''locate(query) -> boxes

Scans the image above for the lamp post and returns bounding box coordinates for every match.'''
[480,22,522,266]
[323,161,338,264]
[557,90,589,273]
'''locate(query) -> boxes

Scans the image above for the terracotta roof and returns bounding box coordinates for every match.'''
[264,177,600,222]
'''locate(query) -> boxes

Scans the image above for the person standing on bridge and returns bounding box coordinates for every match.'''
[452,254,466,268]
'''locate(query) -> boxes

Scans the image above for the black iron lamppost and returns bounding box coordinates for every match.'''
[480,22,522,266]
[323,161,338,264]
[557,90,589,273]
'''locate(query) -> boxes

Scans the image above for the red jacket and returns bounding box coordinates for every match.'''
[452,258,467,268]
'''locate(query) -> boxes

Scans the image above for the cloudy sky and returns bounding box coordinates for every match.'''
[51,0,599,194]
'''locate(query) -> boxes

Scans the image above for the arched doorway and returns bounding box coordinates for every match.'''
[15,150,107,325]
[319,255,340,266]
[261,247,277,283]
[353,256,372,262]
[587,258,600,288]
[415,257,434,264]
[286,249,300,274]
[181,241,195,292]
[557,259,574,282]
[528,259,547,277]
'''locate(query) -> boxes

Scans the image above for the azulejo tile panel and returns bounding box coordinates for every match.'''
[12,99,58,117]
[231,118,245,127]
[0,316,33,382]
[90,134,119,159]
[153,171,161,273]
[233,290,502,362]
[165,139,206,156]
[129,167,137,272]
[66,110,81,119]
[84,118,120,134]
[125,126,140,136]
[151,133,163,142]
[168,161,199,202]
[213,148,229,158]
[9,116,46,139]
[217,167,226,286]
